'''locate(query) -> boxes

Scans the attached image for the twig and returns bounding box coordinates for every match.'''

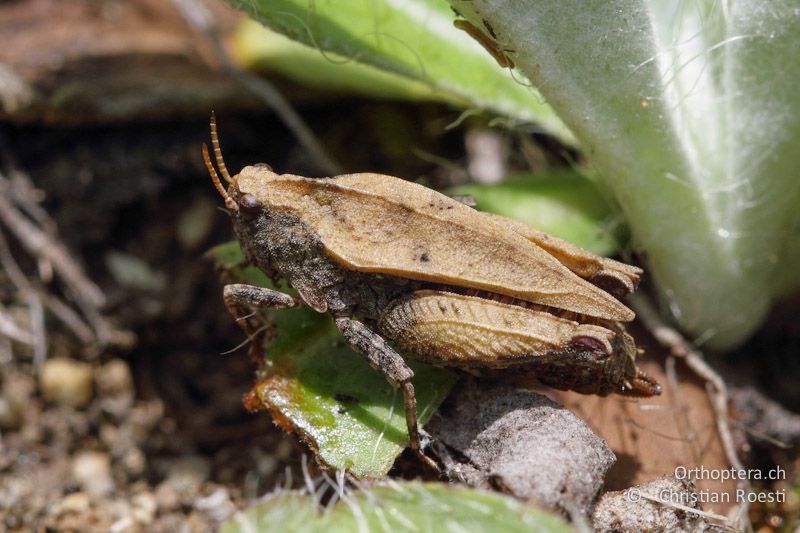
[3,167,55,234]
[629,293,752,529]
[0,167,123,351]
[733,421,791,449]
[0,303,34,345]
[173,0,343,175]
[0,220,99,348]
[40,292,96,345]
[0,227,46,363]
[0,177,105,310]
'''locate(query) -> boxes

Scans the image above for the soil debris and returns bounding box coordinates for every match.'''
[428,378,615,515]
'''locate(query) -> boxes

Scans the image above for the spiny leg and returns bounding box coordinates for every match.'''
[334,316,438,472]
[223,283,297,364]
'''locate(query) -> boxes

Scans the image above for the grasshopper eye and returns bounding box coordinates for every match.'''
[238,193,262,215]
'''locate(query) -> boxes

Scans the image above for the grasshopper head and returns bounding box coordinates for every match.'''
[202,113,278,216]
[203,113,280,267]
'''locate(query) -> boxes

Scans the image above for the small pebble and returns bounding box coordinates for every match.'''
[194,487,236,522]
[165,455,211,495]
[72,451,115,497]
[154,481,181,512]
[40,358,94,408]
[95,359,133,394]
[96,359,134,419]
[122,447,146,477]
[58,492,91,514]
[131,492,157,525]
[109,515,135,533]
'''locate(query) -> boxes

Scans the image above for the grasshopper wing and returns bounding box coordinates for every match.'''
[238,170,634,321]
[481,212,642,298]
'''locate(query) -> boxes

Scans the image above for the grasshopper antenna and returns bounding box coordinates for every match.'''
[210,111,232,183]
[202,143,236,210]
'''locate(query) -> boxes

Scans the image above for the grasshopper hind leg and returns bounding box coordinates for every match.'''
[334,316,439,473]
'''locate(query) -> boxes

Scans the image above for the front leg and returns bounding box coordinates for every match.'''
[334,316,438,472]
[223,283,297,363]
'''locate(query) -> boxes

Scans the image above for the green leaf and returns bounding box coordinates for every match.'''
[209,242,457,478]
[234,20,455,102]
[451,0,800,349]
[222,482,572,533]
[226,0,573,144]
[449,170,624,256]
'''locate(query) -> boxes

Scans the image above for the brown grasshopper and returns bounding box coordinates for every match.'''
[203,116,660,469]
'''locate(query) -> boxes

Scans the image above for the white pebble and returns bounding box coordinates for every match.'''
[40,358,94,408]
[72,451,114,497]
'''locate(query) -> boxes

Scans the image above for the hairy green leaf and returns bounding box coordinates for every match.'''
[227,0,573,143]
[451,0,800,349]
[222,482,571,533]
[234,20,453,102]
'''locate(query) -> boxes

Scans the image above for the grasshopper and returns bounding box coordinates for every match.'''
[203,116,660,469]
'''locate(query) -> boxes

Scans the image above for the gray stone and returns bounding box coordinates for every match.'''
[592,476,708,532]
[428,379,615,515]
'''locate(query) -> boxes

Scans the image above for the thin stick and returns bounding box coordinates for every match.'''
[0,304,34,345]
[731,419,791,450]
[629,293,752,528]
[4,168,55,234]
[0,179,105,309]
[40,292,96,345]
[0,169,123,351]
[0,227,46,363]
[173,0,342,175]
